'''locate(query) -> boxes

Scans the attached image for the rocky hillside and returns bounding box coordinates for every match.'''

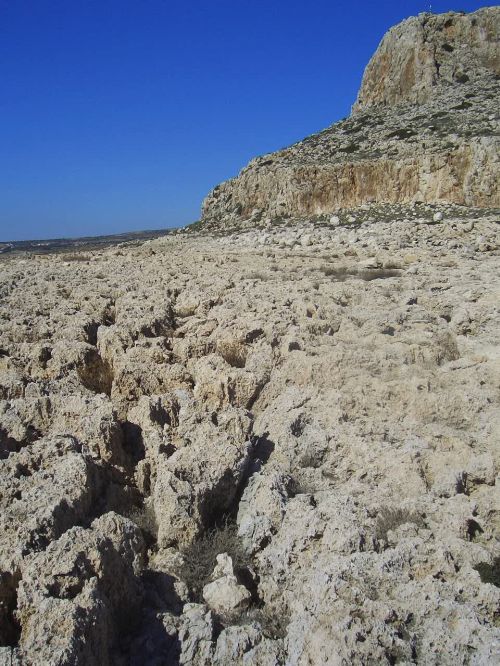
[201,8,499,227]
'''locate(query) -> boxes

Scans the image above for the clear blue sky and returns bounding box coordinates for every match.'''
[0,0,492,241]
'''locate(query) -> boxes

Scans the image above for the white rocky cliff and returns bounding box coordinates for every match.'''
[201,8,499,225]
[0,7,499,666]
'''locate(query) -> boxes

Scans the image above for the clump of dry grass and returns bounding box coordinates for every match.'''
[435,331,460,365]
[233,605,290,639]
[245,271,268,281]
[179,522,249,601]
[217,340,248,368]
[61,252,91,262]
[375,507,425,542]
[320,265,347,277]
[127,502,158,543]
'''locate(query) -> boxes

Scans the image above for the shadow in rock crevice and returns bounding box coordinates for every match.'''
[206,432,276,528]
[114,571,182,666]
[248,432,275,473]
[122,422,145,463]
[0,426,42,460]
[77,349,114,396]
[0,571,21,648]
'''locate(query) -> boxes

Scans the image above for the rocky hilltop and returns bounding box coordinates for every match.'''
[1,8,500,666]
[353,8,500,110]
[201,8,499,227]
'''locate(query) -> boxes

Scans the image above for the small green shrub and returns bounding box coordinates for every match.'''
[386,128,417,140]
[339,142,360,153]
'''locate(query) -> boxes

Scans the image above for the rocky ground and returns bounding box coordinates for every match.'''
[1,204,499,664]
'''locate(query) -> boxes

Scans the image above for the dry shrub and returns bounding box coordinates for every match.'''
[233,605,290,639]
[245,271,268,281]
[179,522,249,601]
[217,340,247,368]
[435,331,460,365]
[320,265,345,277]
[375,507,425,542]
[127,502,158,543]
[62,253,91,262]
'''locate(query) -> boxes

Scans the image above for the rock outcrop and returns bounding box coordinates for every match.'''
[353,8,500,111]
[201,8,499,226]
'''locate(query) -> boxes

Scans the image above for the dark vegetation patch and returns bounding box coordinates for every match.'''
[386,128,418,140]
[62,253,91,262]
[320,267,402,282]
[375,507,425,542]
[179,521,250,602]
[338,143,360,153]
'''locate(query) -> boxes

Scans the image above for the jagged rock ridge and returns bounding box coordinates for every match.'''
[201,8,499,227]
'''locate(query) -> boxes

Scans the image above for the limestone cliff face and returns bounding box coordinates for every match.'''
[353,8,500,112]
[201,7,500,227]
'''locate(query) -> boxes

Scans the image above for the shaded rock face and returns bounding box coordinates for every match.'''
[201,8,499,226]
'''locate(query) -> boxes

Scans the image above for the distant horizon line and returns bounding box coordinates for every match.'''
[0,224,190,245]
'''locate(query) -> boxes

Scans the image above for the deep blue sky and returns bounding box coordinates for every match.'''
[0,0,492,241]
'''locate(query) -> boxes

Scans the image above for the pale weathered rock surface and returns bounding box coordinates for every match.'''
[1,7,500,666]
[16,513,145,666]
[202,553,252,616]
[1,202,499,663]
[353,9,500,111]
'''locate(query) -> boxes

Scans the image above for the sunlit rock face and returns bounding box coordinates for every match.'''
[353,8,500,111]
[201,8,499,227]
